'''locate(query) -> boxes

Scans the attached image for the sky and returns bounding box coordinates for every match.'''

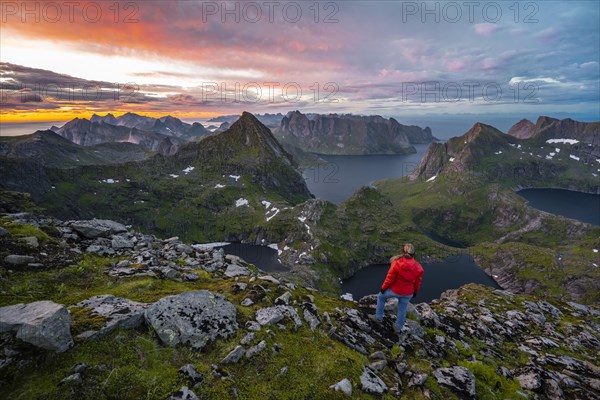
[1,0,599,136]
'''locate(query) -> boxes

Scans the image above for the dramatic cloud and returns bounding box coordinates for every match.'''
[0,0,598,123]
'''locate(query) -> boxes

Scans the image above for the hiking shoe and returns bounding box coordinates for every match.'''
[368,315,383,324]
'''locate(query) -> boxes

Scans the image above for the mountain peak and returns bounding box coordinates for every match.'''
[507,119,535,139]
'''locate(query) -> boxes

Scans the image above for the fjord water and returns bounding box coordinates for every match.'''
[342,254,501,303]
[303,144,430,204]
[216,243,288,272]
[517,188,600,226]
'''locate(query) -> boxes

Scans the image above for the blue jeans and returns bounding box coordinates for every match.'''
[375,289,412,330]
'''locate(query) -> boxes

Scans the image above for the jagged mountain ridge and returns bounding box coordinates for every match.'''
[273,110,435,155]
[0,130,150,168]
[54,113,209,154]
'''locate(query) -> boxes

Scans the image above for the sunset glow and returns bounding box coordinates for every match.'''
[1,1,599,126]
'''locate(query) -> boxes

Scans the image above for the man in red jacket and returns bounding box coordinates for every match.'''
[369,243,424,332]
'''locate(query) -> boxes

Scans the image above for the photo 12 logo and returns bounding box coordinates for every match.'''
[401,81,540,103]
[401,1,539,23]
[198,1,340,23]
[1,1,140,23]
[200,81,339,103]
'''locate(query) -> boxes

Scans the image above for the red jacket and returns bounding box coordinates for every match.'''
[381,257,424,296]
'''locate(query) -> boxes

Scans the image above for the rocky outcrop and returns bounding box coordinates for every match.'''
[144,290,238,350]
[0,300,73,352]
[69,219,127,239]
[70,295,151,339]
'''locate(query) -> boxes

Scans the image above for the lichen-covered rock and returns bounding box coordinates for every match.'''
[433,366,476,398]
[145,290,237,350]
[71,294,150,339]
[255,305,302,328]
[0,300,73,352]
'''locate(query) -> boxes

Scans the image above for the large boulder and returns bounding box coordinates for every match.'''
[0,301,73,352]
[145,290,237,350]
[69,219,127,239]
[433,366,476,398]
[71,295,151,339]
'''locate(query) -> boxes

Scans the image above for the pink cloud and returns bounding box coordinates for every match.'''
[473,23,498,37]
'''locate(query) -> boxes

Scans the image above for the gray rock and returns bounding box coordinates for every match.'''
[179,364,204,388]
[116,260,131,268]
[159,267,179,279]
[567,302,589,314]
[329,378,352,396]
[176,244,193,254]
[369,360,387,372]
[258,275,280,285]
[433,366,476,398]
[169,386,199,400]
[224,264,252,278]
[245,321,261,331]
[3,255,35,266]
[360,367,387,393]
[544,378,564,399]
[21,236,39,247]
[183,273,199,281]
[70,219,127,239]
[60,373,82,384]
[516,370,542,390]
[274,291,292,305]
[369,351,386,360]
[0,227,10,237]
[145,290,237,350]
[256,306,302,328]
[111,235,133,249]
[71,295,150,339]
[232,282,248,293]
[0,300,73,352]
[246,340,267,358]
[241,298,254,307]
[240,332,255,345]
[537,301,561,318]
[221,345,246,364]
[302,302,321,331]
[408,373,428,387]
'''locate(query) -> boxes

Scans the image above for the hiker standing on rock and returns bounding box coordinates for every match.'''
[369,243,424,333]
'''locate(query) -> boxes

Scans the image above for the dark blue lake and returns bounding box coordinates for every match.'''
[342,254,500,303]
[303,144,429,204]
[517,188,600,226]
[216,243,288,272]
